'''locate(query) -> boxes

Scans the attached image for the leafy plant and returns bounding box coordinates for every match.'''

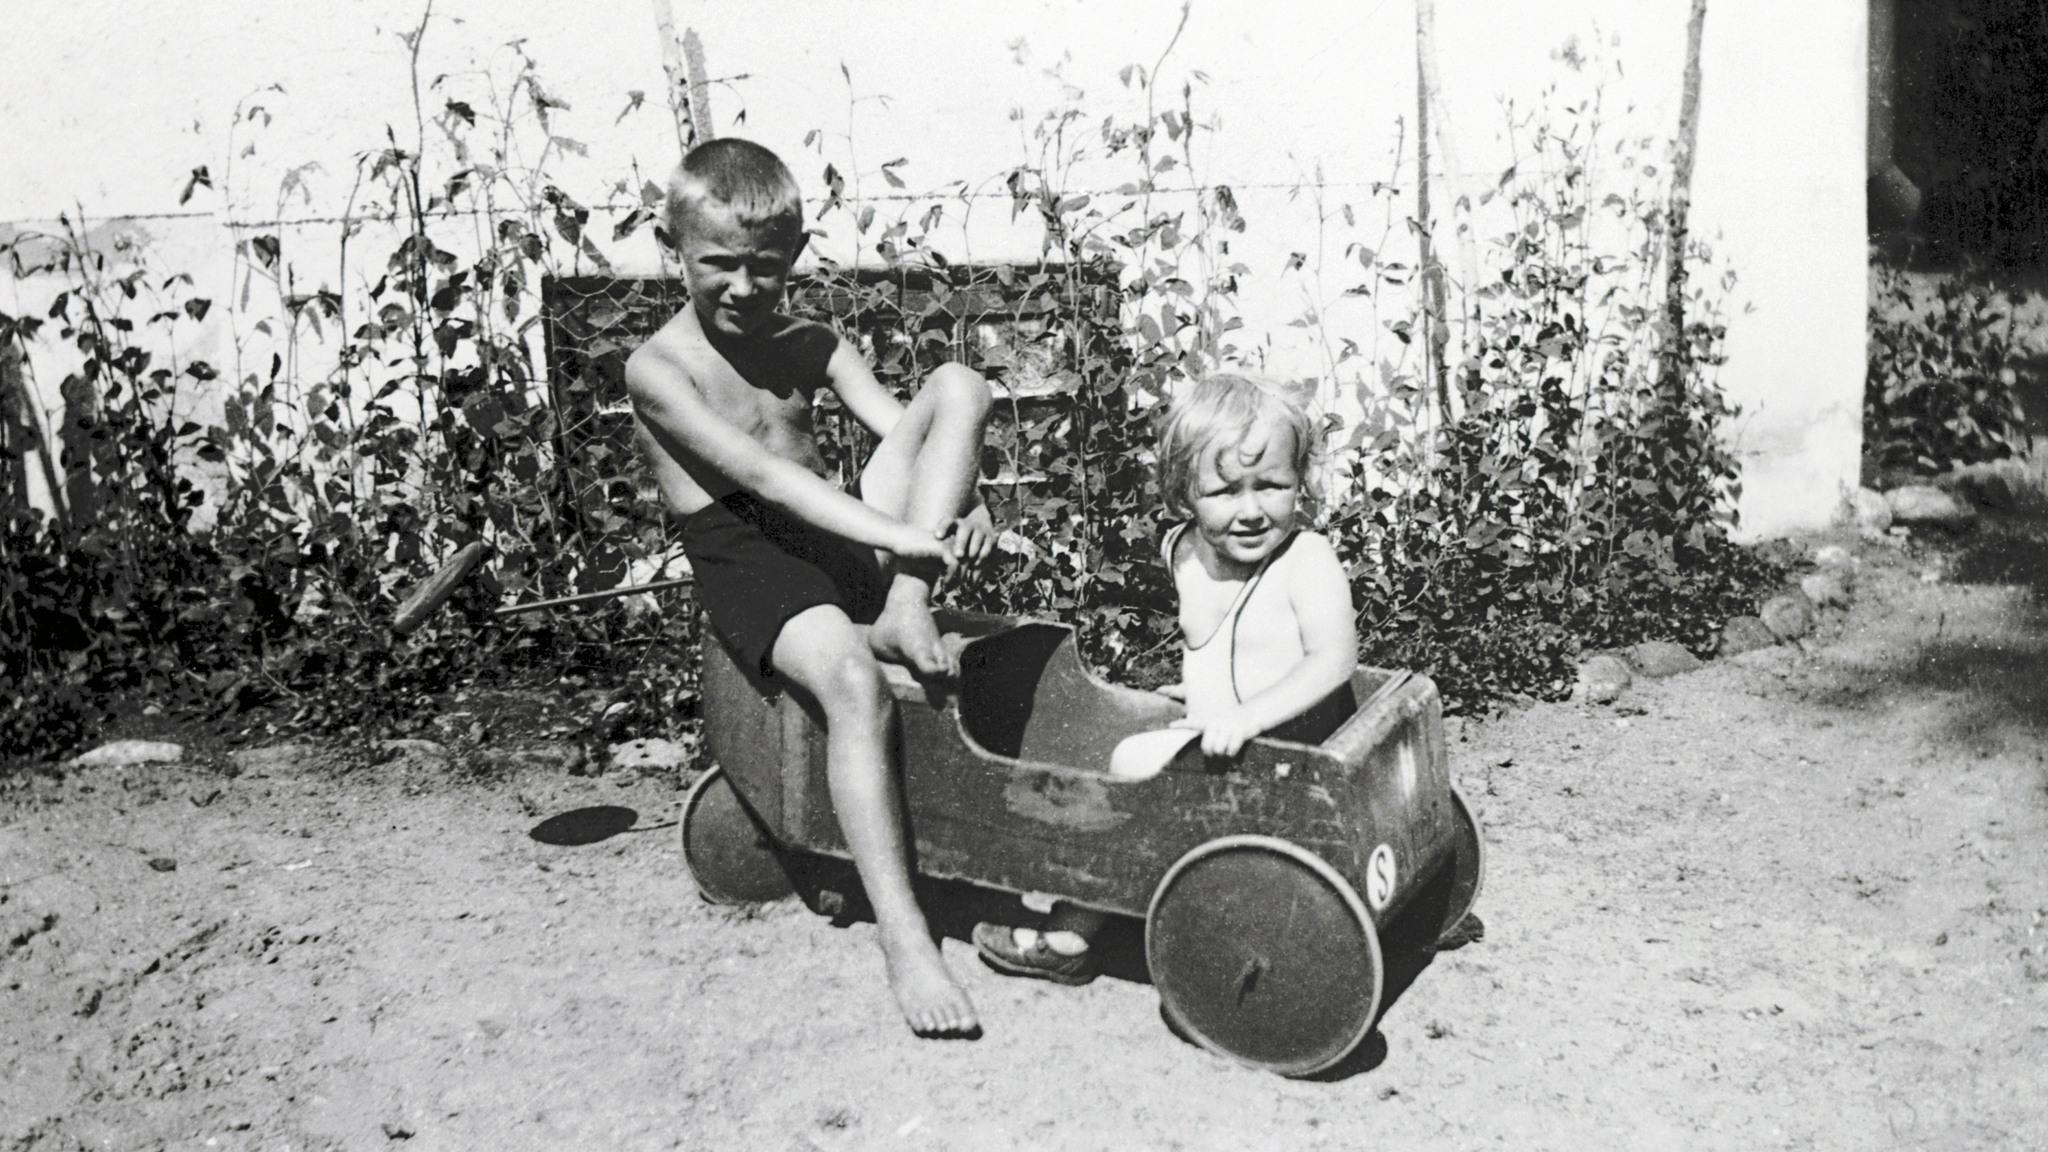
[1,219,239,757]
[1866,264,2029,476]
[3,11,1788,764]
[1324,66,1779,708]
[3,34,697,762]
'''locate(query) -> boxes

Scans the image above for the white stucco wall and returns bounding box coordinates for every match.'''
[1,0,1864,538]
[1693,0,1868,538]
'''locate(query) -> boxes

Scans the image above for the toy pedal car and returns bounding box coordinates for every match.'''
[681,611,1484,1077]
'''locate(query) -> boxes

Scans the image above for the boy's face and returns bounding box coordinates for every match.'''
[1189,419,1302,568]
[676,199,801,339]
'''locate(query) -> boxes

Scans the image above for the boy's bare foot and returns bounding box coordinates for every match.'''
[879,926,980,1038]
[869,588,955,679]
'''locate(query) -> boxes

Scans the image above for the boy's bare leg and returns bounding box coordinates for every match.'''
[771,605,979,1038]
[858,363,993,678]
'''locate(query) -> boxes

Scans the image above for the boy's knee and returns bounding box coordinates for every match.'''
[819,650,891,720]
[927,362,992,420]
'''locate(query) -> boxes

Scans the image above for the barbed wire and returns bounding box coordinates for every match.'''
[0,176,1433,234]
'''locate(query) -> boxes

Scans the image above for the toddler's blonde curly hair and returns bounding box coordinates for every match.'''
[1155,373,1318,521]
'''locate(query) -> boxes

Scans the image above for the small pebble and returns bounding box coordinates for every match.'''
[1800,570,1853,609]
[1760,591,1817,640]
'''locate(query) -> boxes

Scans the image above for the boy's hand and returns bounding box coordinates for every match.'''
[1154,682,1187,702]
[1171,706,1261,759]
[945,504,997,567]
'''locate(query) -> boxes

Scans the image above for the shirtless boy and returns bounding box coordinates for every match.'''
[626,138,994,1037]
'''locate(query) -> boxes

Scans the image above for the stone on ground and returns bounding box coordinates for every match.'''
[1760,591,1817,640]
[1850,487,1893,531]
[502,744,591,775]
[228,743,323,776]
[608,737,696,776]
[1885,484,1977,529]
[1799,570,1854,609]
[1577,654,1632,704]
[1811,544,1856,570]
[64,740,183,769]
[1951,460,2032,510]
[376,738,451,768]
[1626,640,1703,678]
[1717,615,1778,657]
[1956,469,2016,510]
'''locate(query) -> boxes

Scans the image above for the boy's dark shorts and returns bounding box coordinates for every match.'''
[681,491,887,680]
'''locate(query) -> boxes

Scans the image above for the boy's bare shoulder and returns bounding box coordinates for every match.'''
[625,308,705,390]
[628,310,843,390]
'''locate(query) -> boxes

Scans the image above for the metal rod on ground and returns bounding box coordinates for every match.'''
[390,541,692,634]
[391,540,492,637]
[492,577,694,618]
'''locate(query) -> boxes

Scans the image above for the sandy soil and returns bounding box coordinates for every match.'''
[5,519,2047,1152]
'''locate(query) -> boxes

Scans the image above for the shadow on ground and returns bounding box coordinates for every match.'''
[529,806,675,845]
[1805,512,2048,750]
[1950,516,2048,596]
[803,860,1459,1080]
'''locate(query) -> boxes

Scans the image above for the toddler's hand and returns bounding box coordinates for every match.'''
[1171,705,1262,759]
[943,504,997,568]
[1153,682,1187,702]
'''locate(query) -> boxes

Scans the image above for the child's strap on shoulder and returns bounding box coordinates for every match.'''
[1160,521,1188,570]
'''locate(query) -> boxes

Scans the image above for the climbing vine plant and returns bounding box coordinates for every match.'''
[1,21,1780,764]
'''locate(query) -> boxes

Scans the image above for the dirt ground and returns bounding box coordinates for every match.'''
[5,516,2048,1152]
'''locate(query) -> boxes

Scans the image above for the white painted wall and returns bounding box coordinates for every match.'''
[1692,0,1868,538]
[1,0,1864,538]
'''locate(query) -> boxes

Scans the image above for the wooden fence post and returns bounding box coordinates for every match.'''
[1661,0,1708,406]
[1415,0,1453,428]
[1416,0,1481,410]
[0,337,32,517]
[652,0,715,151]
[57,363,96,529]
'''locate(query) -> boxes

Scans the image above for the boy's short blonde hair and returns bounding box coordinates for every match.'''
[665,138,804,243]
[1155,373,1318,520]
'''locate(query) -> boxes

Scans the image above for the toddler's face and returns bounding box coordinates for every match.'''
[676,200,797,338]
[1188,419,1301,569]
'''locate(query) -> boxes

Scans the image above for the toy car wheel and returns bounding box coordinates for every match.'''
[1145,835,1383,1077]
[680,765,798,904]
[1436,785,1487,944]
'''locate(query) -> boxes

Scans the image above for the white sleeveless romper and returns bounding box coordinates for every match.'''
[1163,522,1301,721]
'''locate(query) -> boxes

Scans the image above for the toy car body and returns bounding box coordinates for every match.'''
[683,612,1484,1076]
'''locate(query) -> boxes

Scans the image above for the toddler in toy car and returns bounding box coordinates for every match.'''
[975,373,1361,984]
